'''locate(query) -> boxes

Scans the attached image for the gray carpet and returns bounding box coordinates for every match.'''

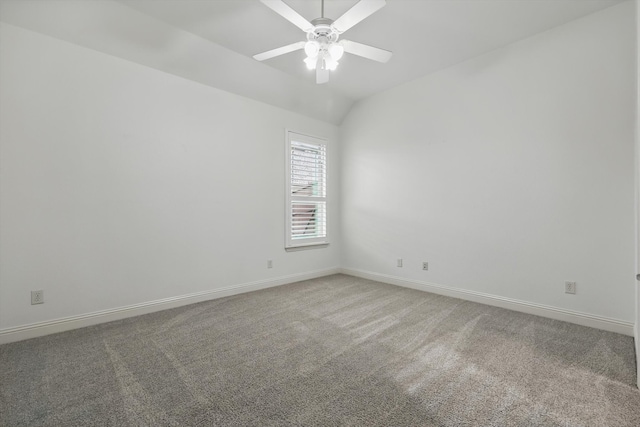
[1,274,638,426]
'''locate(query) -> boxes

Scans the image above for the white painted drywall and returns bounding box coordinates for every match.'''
[340,2,636,323]
[0,23,340,330]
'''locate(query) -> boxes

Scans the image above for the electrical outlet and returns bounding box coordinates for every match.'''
[31,290,44,305]
[267,260,273,269]
[422,262,429,271]
[565,281,576,294]
[397,259,403,267]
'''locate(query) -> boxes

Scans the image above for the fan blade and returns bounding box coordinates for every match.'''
[332,0,386,33]
[316,66,329,84]
[253,41,305,61]
[260,0,314,32]
[341,40,392,63]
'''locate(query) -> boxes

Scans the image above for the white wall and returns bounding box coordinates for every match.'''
[341,2,636,324]
[1,3,636,341]
[0,23,340,332]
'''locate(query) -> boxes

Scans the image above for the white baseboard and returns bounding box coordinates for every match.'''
[2,267,632,345]
[340,268,634,336]
[0,267,340,345]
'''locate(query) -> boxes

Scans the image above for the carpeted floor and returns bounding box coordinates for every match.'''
[1,274,638,426]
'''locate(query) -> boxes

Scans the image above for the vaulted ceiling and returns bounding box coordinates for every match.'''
[0,0,627,124]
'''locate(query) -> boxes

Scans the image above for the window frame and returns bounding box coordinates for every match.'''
[285,130,329,249]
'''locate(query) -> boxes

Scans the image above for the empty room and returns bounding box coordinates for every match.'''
[1,0,639,425]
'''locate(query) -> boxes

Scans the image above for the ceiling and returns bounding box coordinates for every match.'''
[120,0,626,100]
[0,0,628,124]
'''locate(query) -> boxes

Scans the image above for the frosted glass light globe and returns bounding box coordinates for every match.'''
[324,57,338,71]
[328,44,344,61]
[304,56,318,70]
[304,41,319,58]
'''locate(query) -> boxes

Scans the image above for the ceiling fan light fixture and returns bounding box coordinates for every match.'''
[328,43,344,61]
[324,56,338,71]
[304,56,318,70]
[304,41,320,58]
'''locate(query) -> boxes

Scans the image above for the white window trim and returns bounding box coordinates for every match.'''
[285,130,329,249]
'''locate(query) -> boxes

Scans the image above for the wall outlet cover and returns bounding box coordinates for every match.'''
[31,290,44,305]
[565,281,576,294]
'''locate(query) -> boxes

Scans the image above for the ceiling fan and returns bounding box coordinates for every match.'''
[253,0,392,84]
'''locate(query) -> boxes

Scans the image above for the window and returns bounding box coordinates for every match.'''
[286,131,328,248]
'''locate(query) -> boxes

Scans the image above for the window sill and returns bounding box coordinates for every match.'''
[285,243,329,252]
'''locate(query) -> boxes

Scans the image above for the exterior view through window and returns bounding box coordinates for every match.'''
[286,131,327,248]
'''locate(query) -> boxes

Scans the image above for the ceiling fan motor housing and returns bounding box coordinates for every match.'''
[307,18,340,46]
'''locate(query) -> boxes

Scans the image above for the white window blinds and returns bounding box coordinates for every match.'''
[286,131,328,248]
